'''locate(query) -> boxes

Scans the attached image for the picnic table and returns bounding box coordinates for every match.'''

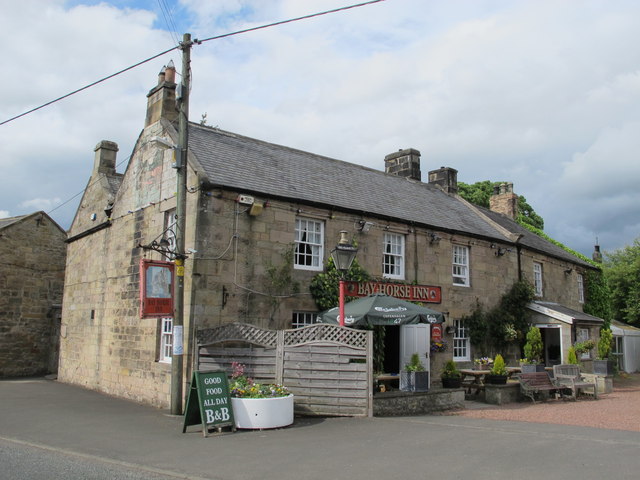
[460,367,520,395]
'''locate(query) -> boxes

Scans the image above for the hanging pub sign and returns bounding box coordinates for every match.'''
[344,281,442,304]
[431,324,443,341]
[140,259,174,317]
[183,371,235,437]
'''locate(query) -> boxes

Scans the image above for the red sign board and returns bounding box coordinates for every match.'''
[431,324,443,341]
[344,281,441,304]
[140,259,174,317]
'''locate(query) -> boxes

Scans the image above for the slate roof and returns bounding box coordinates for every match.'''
[530,301,604,324]
[479,207,594,268]
[0,214,28,230]
[188,123,593,268]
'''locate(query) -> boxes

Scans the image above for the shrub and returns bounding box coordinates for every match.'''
[567,346,579,365]
[490,354,508,376]
[523,326,543,364]
[441,360,462,379]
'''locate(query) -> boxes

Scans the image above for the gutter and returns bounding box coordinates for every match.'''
[65,220,111,243]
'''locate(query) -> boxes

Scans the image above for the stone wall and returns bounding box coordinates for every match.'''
[0,213,66,377]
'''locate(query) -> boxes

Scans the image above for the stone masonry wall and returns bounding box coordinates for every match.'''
[0,214,66,377]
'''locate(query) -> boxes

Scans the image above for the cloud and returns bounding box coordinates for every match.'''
[0,210,10,219]
[19,198,63,212]
[1,0,640,258]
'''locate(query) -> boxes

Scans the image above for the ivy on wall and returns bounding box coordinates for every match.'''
[309,257,371,311]
[461,280,535,354]
[520,223,611,326]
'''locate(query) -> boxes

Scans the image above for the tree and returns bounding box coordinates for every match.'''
[458,180,544,230]
[604,238,640,325]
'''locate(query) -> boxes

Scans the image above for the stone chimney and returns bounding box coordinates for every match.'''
[385,149,422,181]
[145,60,178,127]
[592,243,603,263]
[428,166,458,194]
[92,140,118,177]
[489,182,518,220]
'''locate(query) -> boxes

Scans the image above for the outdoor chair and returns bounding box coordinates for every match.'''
[552,364,598,400]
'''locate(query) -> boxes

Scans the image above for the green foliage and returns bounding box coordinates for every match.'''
[604,238,640,326]
[458,180,494,208]
[441,360,462,379]
[573,339,595,355]
[567,346,579,365]
[523,326,543,364]
[583,270,612,328]
[462,280,534,351]
[597,328,613,360]
[490,354,508,376]
[309,257,371,311]
[516,195,545,230]
[264,246,300,320]
[457,180,544,229]
[405,353,425,372]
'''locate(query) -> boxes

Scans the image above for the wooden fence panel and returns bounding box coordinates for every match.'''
[194,323,372,417]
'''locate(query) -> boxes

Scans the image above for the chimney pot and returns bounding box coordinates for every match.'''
[384,148,422,181]
[428,167,458,194]
[490,182,518,219]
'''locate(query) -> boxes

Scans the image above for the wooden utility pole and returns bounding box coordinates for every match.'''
[171,32,192,416]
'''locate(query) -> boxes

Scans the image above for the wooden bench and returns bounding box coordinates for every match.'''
[552,364,598,400]
[518,372,565,403]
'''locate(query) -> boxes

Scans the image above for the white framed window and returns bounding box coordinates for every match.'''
[292,312,316,328]
[452,245,470,286]
[533,262,543,297]
[383,233,405,279]
[577,273,585,304]
[453,319,470,361]
[294,218,324,270]
[159,317,173,363]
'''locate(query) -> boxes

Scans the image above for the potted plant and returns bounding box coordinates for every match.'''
[400,353,429,392]
[441,360,462,388]
[486,354,508,384]
[593,328,615,375]
[567,346,579,365]
[229,362,294,429]
[521,326,545,372]
[473,357,493,370]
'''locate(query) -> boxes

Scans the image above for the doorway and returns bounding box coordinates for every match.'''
[540,326,561,366]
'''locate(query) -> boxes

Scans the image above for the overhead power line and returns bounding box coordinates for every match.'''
[0,0,385,127]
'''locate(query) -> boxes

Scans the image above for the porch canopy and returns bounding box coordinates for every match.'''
[527,301,604,326]
[316,294,444,327]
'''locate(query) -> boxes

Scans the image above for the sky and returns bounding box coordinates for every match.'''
[1,0,639,259]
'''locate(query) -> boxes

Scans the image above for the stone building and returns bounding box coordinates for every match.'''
[0,211,67,377]
[58,64,601,408]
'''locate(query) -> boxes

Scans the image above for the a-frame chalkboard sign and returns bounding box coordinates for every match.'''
[182,371,235,437]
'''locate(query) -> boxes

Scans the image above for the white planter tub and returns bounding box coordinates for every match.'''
[231,394,294,429]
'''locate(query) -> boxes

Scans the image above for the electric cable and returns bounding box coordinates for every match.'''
[0,0,386,127]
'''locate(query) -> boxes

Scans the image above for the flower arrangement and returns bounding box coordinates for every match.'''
[473,357,493,367]
[573,339,596,355]
[518,358,540,365]
[229,362,290,399]
[503,323,518,342]
[430,339,448,353]
[441,359,462,379]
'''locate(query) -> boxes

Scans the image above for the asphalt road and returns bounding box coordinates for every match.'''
[1,377,639,480]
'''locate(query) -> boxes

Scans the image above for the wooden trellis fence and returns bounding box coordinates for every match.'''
[195,322,373,417]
